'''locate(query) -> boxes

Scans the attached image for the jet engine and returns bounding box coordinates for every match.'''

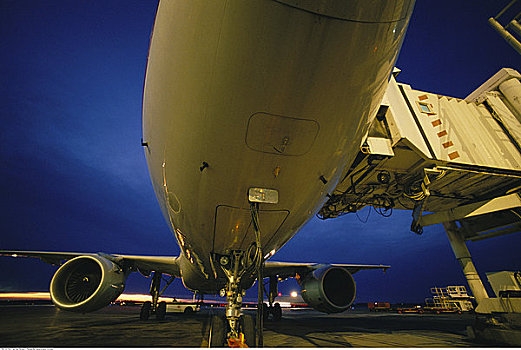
[300,266,356,313]
[50,255,127,313]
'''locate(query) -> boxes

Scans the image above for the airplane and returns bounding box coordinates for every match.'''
[1,0,415,346]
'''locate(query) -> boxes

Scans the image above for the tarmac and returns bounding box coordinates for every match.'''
[0,305,496,347]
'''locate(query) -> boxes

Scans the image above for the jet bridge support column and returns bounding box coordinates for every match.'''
[443,221,489,304]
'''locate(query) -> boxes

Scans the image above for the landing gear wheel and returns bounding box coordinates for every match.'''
[140,301,151,320]
[209,315,226,347]
[272,303,282,321]
[240,314,256,347]
[156,301,167,320]
[262,303,269,321]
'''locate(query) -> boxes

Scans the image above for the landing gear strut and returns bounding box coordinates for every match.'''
[217,250,257,347]
[139,271,175,321]
[209,203,264,347]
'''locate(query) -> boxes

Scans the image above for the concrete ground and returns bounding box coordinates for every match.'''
[0,305,495,347]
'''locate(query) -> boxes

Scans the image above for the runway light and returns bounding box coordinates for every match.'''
[290,291,298,298]
[0,292,50,300]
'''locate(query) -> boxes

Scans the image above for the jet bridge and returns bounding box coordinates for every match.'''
[318,68,521,229]
[319,68,521,343]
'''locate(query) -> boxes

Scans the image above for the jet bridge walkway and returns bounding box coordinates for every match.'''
[318,68,521,232]
[318,67,521,345]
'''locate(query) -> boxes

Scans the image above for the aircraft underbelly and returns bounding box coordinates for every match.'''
[142,0,413,284]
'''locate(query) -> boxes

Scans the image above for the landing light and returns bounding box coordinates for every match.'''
[264,249,276,260]
[248,188,278,204]
[291,291,298,298]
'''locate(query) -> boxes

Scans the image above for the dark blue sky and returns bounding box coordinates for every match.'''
[1,1,520,304]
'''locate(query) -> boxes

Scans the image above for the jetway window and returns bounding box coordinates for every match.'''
[418,101,434,114]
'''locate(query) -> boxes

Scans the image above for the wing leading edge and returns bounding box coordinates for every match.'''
[0,250,182,277]
[263,261,389,279]
[0,250,388,282]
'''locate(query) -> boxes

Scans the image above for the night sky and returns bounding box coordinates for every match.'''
[1,1,520,304]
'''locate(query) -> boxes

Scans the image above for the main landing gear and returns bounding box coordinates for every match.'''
[263,302,282,322]
[263,276,282,322]
[139,271,175,321]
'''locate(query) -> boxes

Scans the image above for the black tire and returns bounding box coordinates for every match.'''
[262,303,269,321]
[209,315,226,347]
[240,314,256,347]
[184,306,194,314]
[272,303,282,322]
[156,301,167,320]
[140,301,151,321]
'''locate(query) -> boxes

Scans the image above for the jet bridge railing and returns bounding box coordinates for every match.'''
[488,0,521,55]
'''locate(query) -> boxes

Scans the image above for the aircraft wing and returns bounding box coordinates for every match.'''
[263,261,389,279]
[0,250,181,277]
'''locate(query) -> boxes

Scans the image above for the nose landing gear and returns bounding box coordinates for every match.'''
[208,202,265,347]
[213,250,258,347]
[208,313,256,347]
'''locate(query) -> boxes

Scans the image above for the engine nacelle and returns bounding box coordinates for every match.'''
[50,255,127,313]
[300,266,356,313]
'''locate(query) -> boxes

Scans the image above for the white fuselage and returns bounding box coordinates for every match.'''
[143,0,413,293]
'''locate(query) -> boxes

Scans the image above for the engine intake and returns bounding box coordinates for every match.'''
[50,255,127,312]
[300,266,356,313]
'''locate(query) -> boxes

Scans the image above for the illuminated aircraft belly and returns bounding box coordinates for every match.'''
[143,0,413,283]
